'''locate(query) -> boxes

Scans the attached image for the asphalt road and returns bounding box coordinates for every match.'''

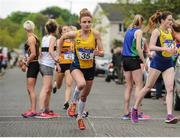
[0,67,180,137]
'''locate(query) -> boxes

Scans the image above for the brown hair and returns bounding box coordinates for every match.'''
[172,19,180,33]
[57,25,63,37]
[144,11,172,32]
[45,19,58,34]
[69,25,77,31]
[129,14,144,29]
[79,8,92,21]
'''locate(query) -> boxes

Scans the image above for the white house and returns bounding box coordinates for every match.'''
[93,3,126,54]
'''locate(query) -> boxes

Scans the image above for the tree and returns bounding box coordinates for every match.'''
[7,11,30,24]
[24,13,48,37]
[116,0,180,28]
[0,19,21,49]
[0,6,79,49]
[93,10,109,35]
[40,6,78,24]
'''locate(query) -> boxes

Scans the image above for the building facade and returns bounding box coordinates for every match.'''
[93,3,126,54]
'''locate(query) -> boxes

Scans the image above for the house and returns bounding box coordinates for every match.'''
[93,3,126,54]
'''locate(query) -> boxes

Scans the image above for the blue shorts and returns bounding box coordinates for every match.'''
[150,54,174,72]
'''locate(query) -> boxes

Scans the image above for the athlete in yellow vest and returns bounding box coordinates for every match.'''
[53,25,75,110]
[158,29,175,57]
[131,11,178,124]
[58,8,104,130]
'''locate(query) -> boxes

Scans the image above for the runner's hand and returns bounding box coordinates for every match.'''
[55,64,61,73]
[142,62,148,72]
[163,47,176,55]
[93,49,99,56]
[21,64,27,72]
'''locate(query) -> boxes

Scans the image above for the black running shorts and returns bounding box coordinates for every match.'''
[27,61,39,78]
[123,56,142,71]
[70,64,95,81]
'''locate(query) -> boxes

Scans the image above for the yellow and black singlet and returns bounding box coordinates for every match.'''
[73,30,96,69]
[24,36,40,61]
[156,29,175,58]
[59,40,74,64]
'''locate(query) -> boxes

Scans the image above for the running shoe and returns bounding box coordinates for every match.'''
[53,86,57,94]
[35,112,54,119]
[131,108,138,123]
[63,102,69,110]
[77,117,86,130]
[21,109,31,116]
[165,114,178,124]
[82,111,89,118]
[74,114,78,118]
[22,111,36,118]
[67,103,76,117]
[47,110,60,117]
[121,112,131,120]
[138,112,151,120]
[74,111,89,118]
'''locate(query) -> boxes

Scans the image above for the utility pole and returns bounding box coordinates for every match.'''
[67,0,72,24]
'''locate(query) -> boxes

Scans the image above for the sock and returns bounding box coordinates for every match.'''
[72,86,80,103]
[44,107,50,113]
[53,81,57,88]
[78,99,86,117]
[40,108,46,113]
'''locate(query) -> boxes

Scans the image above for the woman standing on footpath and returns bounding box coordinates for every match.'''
[21,20,40,118]
[131,11,178,124]
[38,19,61,118]
[59,8,104,130]
[121,15,147,120]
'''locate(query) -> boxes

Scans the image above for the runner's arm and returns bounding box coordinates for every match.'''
[149,29,163,51]
[26,36,36,65]
[136,30,145,64]
[49,36,58,62]
[94,31,104,57]
[58,31,76,56]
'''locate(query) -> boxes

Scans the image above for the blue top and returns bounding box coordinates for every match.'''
[122,28,140,57]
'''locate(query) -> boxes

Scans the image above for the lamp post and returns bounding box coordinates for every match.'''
[67,0,72,24]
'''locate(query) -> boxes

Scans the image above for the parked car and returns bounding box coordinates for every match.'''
[105,55,124,84]
[95,54,112,76]
[174,56,180,110]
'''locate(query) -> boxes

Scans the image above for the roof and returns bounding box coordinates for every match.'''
[98,3,125,22]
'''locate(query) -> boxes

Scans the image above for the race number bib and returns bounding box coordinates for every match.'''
[162,40,174,57]
[64,51,74,60]
[164,40,174,49]
[78,48,94,60]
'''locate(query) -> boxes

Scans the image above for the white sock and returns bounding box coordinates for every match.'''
[53,81,57,88]
[78,99,86,117]
[72,86,80,103]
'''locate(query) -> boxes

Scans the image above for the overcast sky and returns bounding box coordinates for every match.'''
[0,0,116,18]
